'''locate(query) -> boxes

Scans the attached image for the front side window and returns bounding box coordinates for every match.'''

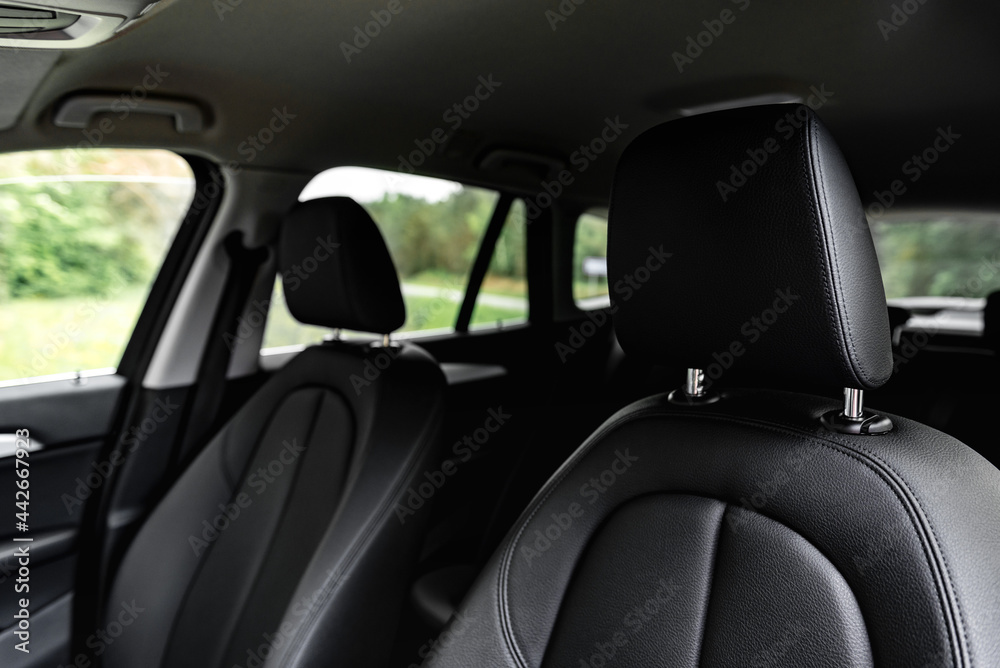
[0,149,195,383]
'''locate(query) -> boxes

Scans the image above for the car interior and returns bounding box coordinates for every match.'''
[1,1,999,667]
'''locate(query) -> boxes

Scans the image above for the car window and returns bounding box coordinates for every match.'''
[262,167,525,350]
[869,215,1000,300]
[470,199,527,329]
[0,149,195,384]
[572,209,609,309]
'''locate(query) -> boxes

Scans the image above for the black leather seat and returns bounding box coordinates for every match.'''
[424,106,1000,667]
[104,197,446,668]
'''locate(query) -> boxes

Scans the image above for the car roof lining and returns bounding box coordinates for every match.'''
[0,0,998,209]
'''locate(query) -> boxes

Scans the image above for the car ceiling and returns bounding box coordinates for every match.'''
[1,0,999,209]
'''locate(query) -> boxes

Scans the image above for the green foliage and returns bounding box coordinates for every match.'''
[0,149,194,301]
[365,188,497,278]
[870,218,1000,299]
[1,183,147,299]
[572,213,609,301]
[486,199,527,282]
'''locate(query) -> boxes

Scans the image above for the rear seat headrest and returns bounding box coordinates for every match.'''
[279,196,405,334]
[608,104,893,390]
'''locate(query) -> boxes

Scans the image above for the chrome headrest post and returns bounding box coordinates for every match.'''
[821,387,893,435]
[685,368,706,397]
[669,367,719,406]
[843,388,864,420]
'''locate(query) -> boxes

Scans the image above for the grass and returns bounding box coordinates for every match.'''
[573,278,609,301]
[0,274,530,382]
[262,288,526,350]
[0,288,147,382]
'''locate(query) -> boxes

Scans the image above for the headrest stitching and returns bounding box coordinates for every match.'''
[808,118,874,387]
[800,119,853,385]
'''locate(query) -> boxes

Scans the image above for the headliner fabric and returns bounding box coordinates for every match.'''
[0,49,59,131]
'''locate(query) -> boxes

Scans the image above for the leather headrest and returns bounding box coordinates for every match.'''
[279,197,404,333]
[609,104,893,390]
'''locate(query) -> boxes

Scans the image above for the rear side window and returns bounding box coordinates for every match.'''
[572,210,609,309]
[869,216,1000,299]
[262,167,527,350]
[0,149,195,383]
[470,199,527,329]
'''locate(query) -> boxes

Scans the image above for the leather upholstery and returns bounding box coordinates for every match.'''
[425,108,1000,668]
[106,342,445,668]
[424,392,1000,667]
[609,104,893,390]
[280,196,405,333]
[105,199,445,668]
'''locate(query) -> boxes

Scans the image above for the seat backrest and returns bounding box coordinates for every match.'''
[424,106,1000,668]
[104,197,446,668]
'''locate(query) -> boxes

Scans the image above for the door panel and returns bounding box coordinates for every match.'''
[0,376,124,666]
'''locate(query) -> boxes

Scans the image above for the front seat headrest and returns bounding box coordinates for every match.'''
[279,196,405,334]
[609,104,893,391]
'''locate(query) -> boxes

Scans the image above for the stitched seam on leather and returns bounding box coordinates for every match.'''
[664,410,969,667]
[497,404,673,668]
[156,388,310,668]
[278,375,444,668]
[800,121,861,387]
[220,388,328,664]
[498,403,967,668]
[807,121,873,387]
[693,505,727,665]
[843,441,971,666]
